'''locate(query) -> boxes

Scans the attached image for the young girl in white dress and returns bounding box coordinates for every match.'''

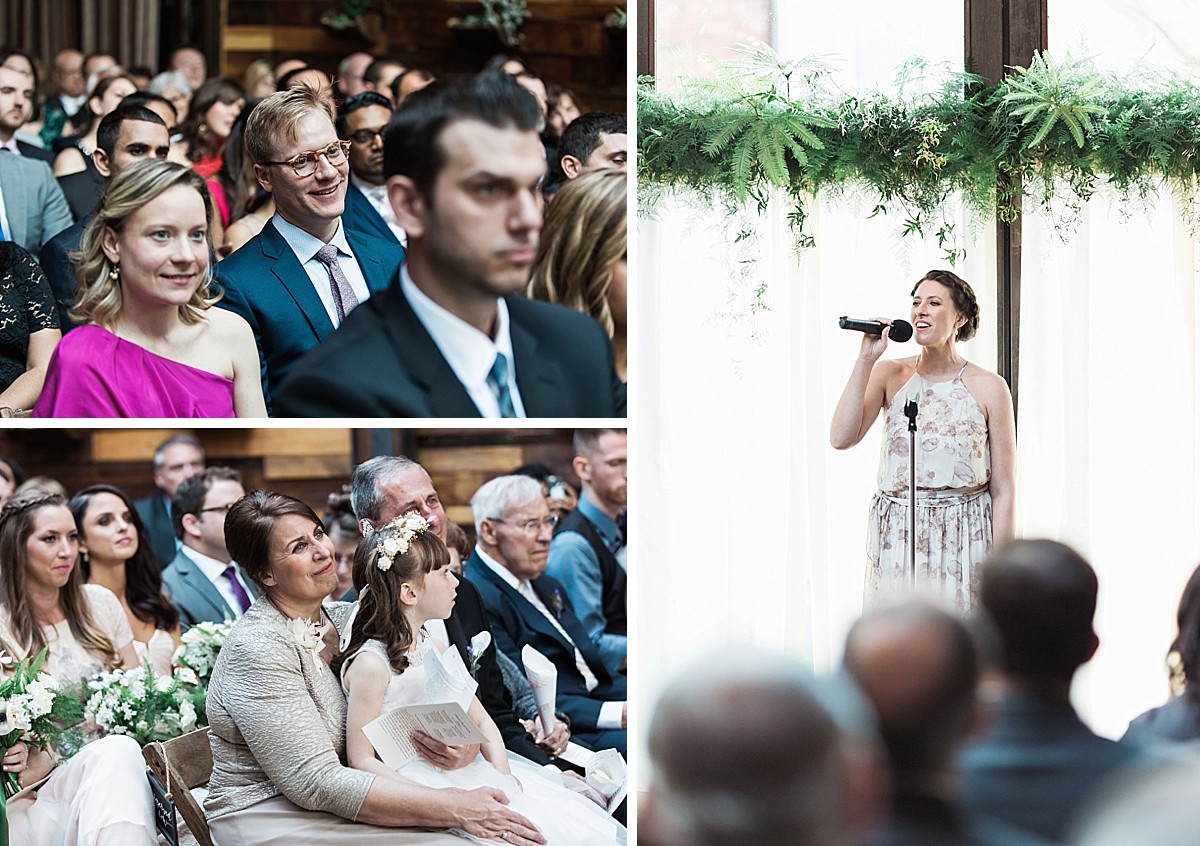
[337,513,624,846]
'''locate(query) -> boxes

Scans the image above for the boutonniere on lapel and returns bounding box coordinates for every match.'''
[467,631,491,677]
[287,617,331,666]
[549,588,566,619]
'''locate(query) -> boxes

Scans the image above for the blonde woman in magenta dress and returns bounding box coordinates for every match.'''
[831,270,1016,609]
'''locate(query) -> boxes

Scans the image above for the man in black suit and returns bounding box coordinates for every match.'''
[40,105,171,330]
[336,91,402,245]
[468,475,627,756]
[350,455,572,768]
[274,72,625,418]
[959,540,1142,842]
[134,435,206,569]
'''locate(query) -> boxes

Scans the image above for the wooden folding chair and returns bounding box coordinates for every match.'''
[142,727,215,846]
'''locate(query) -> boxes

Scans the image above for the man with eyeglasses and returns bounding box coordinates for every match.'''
[469,474,627,757]
[216,84,404,412]
[162,467,259,626]
[274,71,625,418]
[336,91,403,245]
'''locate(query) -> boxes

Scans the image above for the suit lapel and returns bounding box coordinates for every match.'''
[531,577,611,685]
[260,221,337,341]
[345,227,391,295]
[507,299,573,417]
[475,560,577,658]
[177,556,236,621]
[381,283,483,417]
[345,187,395,245]
[0,158,29,246]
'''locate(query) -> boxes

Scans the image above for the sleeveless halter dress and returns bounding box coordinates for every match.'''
[867,361,993,609]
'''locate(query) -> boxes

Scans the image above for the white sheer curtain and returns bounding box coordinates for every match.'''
[638,0,1200,756]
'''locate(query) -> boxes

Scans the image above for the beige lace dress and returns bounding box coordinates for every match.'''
[867,362,993,609]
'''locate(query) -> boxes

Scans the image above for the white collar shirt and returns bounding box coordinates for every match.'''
[272,213,371,328]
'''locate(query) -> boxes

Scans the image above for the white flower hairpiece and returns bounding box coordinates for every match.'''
[375,511,430,571]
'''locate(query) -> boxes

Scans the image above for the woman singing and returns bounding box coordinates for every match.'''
[830,269,1015,608]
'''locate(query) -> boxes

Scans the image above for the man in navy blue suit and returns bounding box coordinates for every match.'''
[336,91,403,245]
[216,84,404,412]
[467,474,627,757]
[274,72,624,418]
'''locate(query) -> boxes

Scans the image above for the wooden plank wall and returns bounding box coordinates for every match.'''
[219,0,628,114]
[0,428,576,532]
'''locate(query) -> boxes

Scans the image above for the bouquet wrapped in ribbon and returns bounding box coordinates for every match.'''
[0,648,85,799]
[83,663,206,745]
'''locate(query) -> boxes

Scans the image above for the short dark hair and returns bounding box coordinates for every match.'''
[154,434,204,468]
[171,466,244,540]
[119,90,178,121]
[978,539,1098,681]
[383,70,542,200]
[364,58,403,89]
[1168,564,1200,692]
[335,90,392,137]
[225,491,323,590]
[391,68,434,103]
[558,111,626,167]
[96,105,166,158]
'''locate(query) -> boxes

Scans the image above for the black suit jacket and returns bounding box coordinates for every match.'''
[56,161,104,222]
[274,274,626,418]
[134,493,176,570]
[15,140,54,164]
[467,552,625,732]
[445,577,550,765]
[39,216,87,332]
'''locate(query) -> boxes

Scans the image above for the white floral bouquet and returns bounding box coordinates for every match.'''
[172,619,234,683]
[0,648,85,798]
[83,663,206,745]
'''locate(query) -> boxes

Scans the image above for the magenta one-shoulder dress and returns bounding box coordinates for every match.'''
[32,324,236,418]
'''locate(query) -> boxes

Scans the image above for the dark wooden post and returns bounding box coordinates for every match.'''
[964,0,1046,417]
[637,0,655,78]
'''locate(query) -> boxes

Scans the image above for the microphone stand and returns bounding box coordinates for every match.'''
[903,394,919,586]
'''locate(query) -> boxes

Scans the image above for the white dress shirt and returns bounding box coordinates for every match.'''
[179,545,254,619]
[400,267,527,418]
[272,213,372,328]
[474,547,623,730]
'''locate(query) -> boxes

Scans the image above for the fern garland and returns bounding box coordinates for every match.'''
[638,48,1200,260]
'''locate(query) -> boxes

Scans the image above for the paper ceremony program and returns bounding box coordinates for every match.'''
[362,702,488,769]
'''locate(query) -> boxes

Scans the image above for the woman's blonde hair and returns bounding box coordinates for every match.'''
[527,169,626,337]
[71,159,219,328]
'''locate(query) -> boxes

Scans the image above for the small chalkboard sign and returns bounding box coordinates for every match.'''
[148,767,179,846]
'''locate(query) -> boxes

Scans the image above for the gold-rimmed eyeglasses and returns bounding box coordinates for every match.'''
[262,140,351,178]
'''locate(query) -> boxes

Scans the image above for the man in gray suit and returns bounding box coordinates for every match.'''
[0,141,71,255]
[161,467,258,626]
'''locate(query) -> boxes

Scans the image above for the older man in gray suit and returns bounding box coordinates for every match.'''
[162,467,259,626]
[0,151,71,254]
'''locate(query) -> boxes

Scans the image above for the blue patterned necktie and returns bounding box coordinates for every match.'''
[314,244,359,323]
[486,353,517,418]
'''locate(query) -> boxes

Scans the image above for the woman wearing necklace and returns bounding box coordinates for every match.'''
[830,269,1016,609]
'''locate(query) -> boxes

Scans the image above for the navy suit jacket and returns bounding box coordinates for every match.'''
[39,216,87,332]
[134,493,176,571]
[274,274,626,418]
[214,218,403,411]
[467,552,625,733]
[161,548,259,627]
[342,183,400,245]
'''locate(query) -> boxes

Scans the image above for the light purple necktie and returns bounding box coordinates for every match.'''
[222,565,252,614]
[314,244,360,324]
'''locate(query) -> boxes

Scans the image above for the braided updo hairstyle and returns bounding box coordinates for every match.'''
[912,269,980,342]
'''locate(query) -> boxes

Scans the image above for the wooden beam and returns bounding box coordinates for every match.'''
[637,0,654,78]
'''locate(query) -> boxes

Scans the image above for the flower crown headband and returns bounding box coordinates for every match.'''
[374,511,431,571]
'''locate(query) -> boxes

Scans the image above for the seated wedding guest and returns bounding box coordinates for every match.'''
[469,475,627,756]
[547,429,627,675]
[363,58,404,104]
[514,463,579,523]
[0,60,52,163]
[16,474,68,498]
[216,84,401,410]
[641,647,847,846]
[444,519,470,575]
[177,76,245,178]
[846,601,1052,846]
[162,467,257,626]
[324,488,360,601]
[147,69,191,135]
[0,137,73,254]
[40,104,172,331]
[544,84,582,148]
[135,434,205,568]
[336,91,403,245]
[339,514,623,844]
[206,490,544,846]
[0,242,60,413]
[392,68,434,105]
[1124,562,1200,745]
[70,484,181,675]
[52,73,138,180]
[960,539,1143,842]
[0,490,158,846]
[275,72,625,418]
[32,160,266,417]
[528,169,627,381]
[0,454,23,504]
[167,45,207,90]
[557,112,626,180]
[243,58,276,100]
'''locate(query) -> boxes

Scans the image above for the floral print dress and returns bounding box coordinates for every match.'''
[867,362,992,609]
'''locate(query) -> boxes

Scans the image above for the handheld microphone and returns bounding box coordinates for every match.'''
[838,316,913,342]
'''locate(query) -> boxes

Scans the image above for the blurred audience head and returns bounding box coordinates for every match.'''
[148,70,192,127]
[444,519,471,575]
[392,68,435,105]
[337,51,374,97]
[243,58,276,100]
[364,58,404,104]
[152,434,206,498]
[558,111,627,179]
[169,45,207,89]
